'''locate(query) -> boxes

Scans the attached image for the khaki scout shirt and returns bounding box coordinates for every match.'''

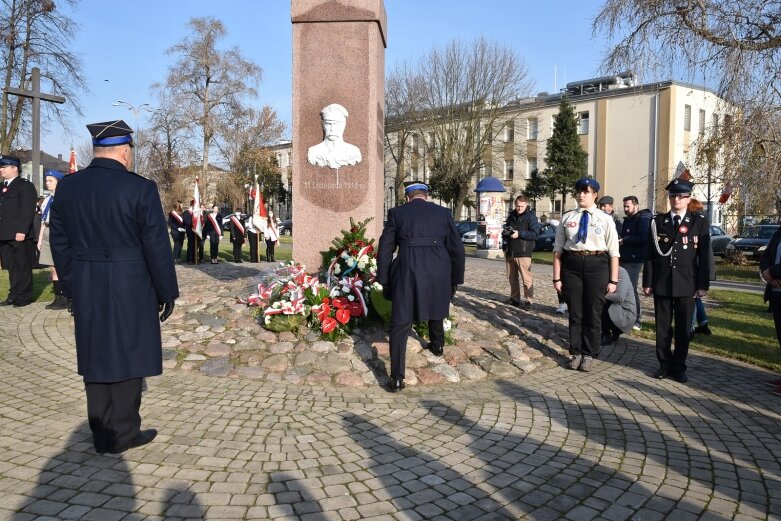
[553,205,620,257]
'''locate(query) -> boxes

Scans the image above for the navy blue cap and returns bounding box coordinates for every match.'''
[666,178,694,194]
[0,155,21,168]
[575,177,600,192]
[404,181,429,193]
[44,169,65,180]
[87,120,134,147]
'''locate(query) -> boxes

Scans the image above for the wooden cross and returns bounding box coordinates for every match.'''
[4,67,66,193]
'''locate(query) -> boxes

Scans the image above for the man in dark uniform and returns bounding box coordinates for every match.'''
[229,211,246,262]
[643,177,710,383]
[203,204,223,264]
[50,120,179,454]
[377,181,465,392]
[0,155,38,307]
[182,200,196,264]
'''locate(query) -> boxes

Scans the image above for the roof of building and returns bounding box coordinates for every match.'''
[14,150,70,172]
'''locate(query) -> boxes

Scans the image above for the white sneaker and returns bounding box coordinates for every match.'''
[556,303,568,314]
[632,324,641,331]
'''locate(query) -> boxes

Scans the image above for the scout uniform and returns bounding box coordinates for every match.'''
[553,178,620,363]
[643,178,710,382]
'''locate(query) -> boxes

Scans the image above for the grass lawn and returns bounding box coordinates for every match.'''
[0,268,55,304]
[633,289,781,372]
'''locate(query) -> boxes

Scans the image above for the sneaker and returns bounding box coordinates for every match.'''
[578,356,594,372]
[568,355,582,370]
[555,303,568,314]
[600,334,613,347]
[697,324,712,335]
[522,301,533,311]
[632,324,641,331]
[507,298,520,307]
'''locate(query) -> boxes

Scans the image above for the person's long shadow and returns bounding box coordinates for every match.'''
[13,422,204,519]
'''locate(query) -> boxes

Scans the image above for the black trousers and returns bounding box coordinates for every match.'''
[265,239,276,262]
[389,319,444,379]
[171,233,184,261]
[232,242,243,261]
[185,232,196,262]
[248,231,259,262]
[561,253,609,357]
[601,304,622,338]
[772,293,781,350]
[85,377,142,452]
[0,240,34,304]
[653,295,695,374]
[208,234,219,259]
[197,236,205,262]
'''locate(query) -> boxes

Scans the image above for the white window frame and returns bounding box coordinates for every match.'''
[579,111,589,135]
[526,157,537,180]
[504,159,514,181]
[527,117,538,140]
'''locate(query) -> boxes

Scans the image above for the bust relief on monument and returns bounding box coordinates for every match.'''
[307,103,362,169]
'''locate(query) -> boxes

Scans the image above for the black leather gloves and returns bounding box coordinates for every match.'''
[159,301,175,322]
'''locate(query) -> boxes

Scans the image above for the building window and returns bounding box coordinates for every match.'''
[684,104,692,131]
[554,200,562,213]
[504,159,514,181]
[504,121,514,143]
[712,113,720,130]
[699,109,706,134]
[527,117,538,140]
[579,112,589,135]
[526,157,537,180]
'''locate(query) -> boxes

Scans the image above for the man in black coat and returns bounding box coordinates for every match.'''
[377,181,465,392]
[50,120,179,454]
[643,178,710,383]
[503,195,540,310]
[0,155,38,307]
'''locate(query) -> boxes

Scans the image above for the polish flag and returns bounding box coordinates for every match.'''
[251,175,268,231]
[193,178,203,239]
[718,181,734,205]
[68,149,77,173]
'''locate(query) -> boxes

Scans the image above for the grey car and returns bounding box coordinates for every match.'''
[709,225,733,256]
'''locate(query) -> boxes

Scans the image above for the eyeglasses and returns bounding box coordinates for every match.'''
[668,194,691,200]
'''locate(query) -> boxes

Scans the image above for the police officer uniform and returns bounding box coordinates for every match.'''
[50,120,179,454]
[553,178,620,369]
[643,178,710,382]
[0,155,38,307]
[376,182,465,392]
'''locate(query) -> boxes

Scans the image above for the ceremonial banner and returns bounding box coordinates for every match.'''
[68,149,77,174]
[193,178,203,239]
[252,176,268,231]
[718,181,733,205]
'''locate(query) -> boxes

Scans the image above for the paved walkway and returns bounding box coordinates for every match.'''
[1,258,780,520]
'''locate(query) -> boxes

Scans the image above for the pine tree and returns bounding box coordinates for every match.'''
[545,98,588,214]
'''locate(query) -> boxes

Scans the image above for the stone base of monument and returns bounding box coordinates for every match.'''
[161,263,567,389]
[473,249,506,261]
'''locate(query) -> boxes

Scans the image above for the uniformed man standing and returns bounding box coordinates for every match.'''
[552,178,620,372]
[0,155,38,307]
[377,181,465,392]
[229,211,246,262]
[643,178,709,383]
[50,120,179,454]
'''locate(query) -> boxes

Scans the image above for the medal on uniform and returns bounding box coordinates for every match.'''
[679,225,688,234]
[682,236,688,249]
[1,187,6,193]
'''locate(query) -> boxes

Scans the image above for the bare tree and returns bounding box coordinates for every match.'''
[386,37,534,217]
[594,0,781,214]
[0,0,87,153]
[160,16,263,181]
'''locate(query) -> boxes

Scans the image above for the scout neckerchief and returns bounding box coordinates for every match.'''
[41,194,54,223]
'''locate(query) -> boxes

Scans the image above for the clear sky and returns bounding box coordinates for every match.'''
[42,0,608,162]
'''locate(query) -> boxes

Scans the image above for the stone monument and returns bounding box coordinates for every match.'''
[292,0,387,272]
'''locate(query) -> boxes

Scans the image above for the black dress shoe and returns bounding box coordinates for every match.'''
[672,372,689,383]
[387,378,405,393]
[110,429,157,454]
[12,300,31,307]
[0,299,15,306]
[654,368,669,380]
[600,334,613,346]
[428,343,444,356]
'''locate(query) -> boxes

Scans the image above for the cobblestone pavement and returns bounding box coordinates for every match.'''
[1,257,780,520]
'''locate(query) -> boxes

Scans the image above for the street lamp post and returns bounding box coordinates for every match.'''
[112,100,152,169]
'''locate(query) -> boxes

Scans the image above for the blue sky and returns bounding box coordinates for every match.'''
[44,0,608,160]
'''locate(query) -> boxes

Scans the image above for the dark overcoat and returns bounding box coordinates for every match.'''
[50,158,179,383]
[377,198,465,324]
[168,211,185,242]
[759,227,781,302]
[643,211,710,297]
[229,216,246,244]
[0,176,37,241]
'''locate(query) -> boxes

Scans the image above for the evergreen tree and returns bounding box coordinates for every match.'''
[545,98,588,213]
[522,168,548,211]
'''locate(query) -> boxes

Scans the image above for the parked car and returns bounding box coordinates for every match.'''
[279,218,293,236]
[455,221,477,236]
[534,223,557,252]
[725,224,780,258]
[709,225,733,256]
[461,229,477,245]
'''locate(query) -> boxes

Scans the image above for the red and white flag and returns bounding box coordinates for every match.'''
[718,181,734,205]
[252,175,268,230]
[193,178,204,239]
[68,149,77,174]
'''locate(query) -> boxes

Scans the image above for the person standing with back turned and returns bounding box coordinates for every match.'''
[377,181,465,392]
[50,120,179,454]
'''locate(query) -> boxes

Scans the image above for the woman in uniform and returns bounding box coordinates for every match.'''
[168,202,186,263]
[552,177,620,372]
[264,209,280,262]
[38,170,68,309]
